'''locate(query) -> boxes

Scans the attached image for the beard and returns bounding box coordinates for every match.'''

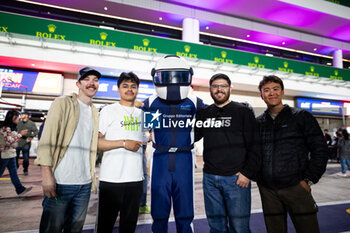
[210,90,230,105]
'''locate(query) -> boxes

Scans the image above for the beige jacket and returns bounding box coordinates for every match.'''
[34,93,99,191]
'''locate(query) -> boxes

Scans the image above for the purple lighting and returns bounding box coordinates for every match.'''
[264,6,321,27]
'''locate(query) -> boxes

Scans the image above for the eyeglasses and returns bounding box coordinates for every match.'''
[211,84,230,89]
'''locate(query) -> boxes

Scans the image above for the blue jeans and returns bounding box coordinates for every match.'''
[340,158,350,174]
[16,144,30,172]
[0,157,26,194]
[39,183,91,233]
[203,173,251,233]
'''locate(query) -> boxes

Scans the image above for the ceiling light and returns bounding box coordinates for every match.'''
[159,17,163,21]
[47,11,50,14]
[246,34,250,38]
[314,48,317,51]
[31,64,35,66]
[205,26,209,30]
[326,62,332,65]
[99,25,115,30]
[265,53,274,57]
[104,7,108,11]
[282,42,285,45]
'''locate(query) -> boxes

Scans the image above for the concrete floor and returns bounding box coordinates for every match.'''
[0,158,349,233]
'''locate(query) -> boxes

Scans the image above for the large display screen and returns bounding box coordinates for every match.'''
[0,68,63,95]
[95,77,155,101]
[296,97,344,116]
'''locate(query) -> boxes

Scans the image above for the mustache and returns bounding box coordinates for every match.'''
[215,91,226,94]
[86,85,97,89]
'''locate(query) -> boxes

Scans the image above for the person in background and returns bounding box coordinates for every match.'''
[337,129,350,177]
[195,73,261,233]
[323,129,332,146]
[96,72,147,233]
[256,75,328,233]
[38,118,46,140]
[0,110,32,195]
[35,67,101,233]
[16,111,38,176]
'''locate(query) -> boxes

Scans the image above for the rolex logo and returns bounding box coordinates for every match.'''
[48,24,56,33]
[221,51,227,58]
[184,45,191,53]
[284,61,288,68]
[310,66,315,72]
[335,70,338,76]
[254,56,259,63]
[100,32,108,40]
[142,38,150,46]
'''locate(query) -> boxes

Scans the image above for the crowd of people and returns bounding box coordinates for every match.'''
[0,56,349,233]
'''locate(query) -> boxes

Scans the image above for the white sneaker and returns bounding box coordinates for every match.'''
[337,173,347,177]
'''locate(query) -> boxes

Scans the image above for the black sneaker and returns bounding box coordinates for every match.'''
[24,171,28,176]
[18,186,32,196]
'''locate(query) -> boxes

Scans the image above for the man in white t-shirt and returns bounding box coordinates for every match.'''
[96,72,147,233]
[35,67,101,233]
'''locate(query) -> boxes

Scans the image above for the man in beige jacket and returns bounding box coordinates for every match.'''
[35,67,100,233]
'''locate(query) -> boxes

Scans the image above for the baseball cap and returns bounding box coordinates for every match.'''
[78,67,101,81]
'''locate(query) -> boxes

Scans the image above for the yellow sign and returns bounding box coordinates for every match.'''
[48,24,56,33]
[133,38,157,52]
[278,61,293,73]
[305,66,319,77]
[176,45,198,58]
[248,56,265,68]
[90,31,116,47]
[100,32,108,40]
[0,26,8,32]
[36,24,66,40]
[214,50,233,64]
[330,70,343,80]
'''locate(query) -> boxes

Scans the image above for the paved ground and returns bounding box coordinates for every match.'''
[0,158,349,233]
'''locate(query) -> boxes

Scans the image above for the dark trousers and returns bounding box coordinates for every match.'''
[96,180,143,233]
[258,183,320,233]
[16,144,30,172]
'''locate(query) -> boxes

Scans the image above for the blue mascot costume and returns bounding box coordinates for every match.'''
[142,55,205,233]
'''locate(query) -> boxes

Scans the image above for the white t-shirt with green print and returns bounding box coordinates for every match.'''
[99,102,147,183]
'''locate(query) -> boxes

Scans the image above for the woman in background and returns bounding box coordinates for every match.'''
[0,110,32,195]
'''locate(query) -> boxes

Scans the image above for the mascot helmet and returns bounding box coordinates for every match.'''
[151,55,193,101]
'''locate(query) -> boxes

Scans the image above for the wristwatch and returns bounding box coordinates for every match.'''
[304,179,314,186]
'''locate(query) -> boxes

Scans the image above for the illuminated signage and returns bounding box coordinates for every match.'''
[95,77,155,101]
[296,97,343,115]
[0,68,63,95]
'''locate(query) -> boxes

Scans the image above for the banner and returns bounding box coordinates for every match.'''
[1,11,349,81]
[0,68,63,95]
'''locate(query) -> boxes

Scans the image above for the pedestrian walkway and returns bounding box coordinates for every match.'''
[1,159,350,233]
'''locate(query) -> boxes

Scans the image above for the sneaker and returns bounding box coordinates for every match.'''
[337,172,347,177]
[139,205,150,214]
[24,171,28,176]
[18,186,32,196]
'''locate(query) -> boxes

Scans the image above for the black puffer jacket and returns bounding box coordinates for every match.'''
[256,105,328,190]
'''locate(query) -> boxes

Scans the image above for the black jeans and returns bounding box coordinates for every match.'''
[258,183,320,233]
[96,180,143,233]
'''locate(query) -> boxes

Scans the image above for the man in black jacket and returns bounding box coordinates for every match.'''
[256,75,328,233]
[196,73,261,233]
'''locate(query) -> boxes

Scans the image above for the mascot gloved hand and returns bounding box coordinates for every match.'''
[142,55,206,233]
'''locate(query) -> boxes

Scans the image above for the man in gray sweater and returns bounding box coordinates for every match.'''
[16,111,38,175]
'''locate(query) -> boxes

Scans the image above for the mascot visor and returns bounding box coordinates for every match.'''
[153,70,192,86]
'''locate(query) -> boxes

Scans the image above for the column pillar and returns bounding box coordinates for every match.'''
[333,49,343,69]
[182,18,200,43]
